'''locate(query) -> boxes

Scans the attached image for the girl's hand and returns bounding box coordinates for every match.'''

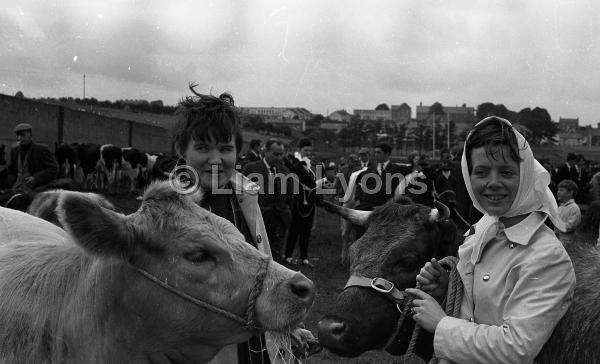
[406,288,447,333]
[415,258,449,299]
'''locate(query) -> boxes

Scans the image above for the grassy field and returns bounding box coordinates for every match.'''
[107,193,397,363]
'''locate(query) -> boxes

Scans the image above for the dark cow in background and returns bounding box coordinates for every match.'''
[151,154,179,181]
[120,147,149,191]
[54,142,78,180]
[317,199,600,363]
[100,144,122,191]
[0,181,315,363]
[55,143,155,193]
[55,142,101,190]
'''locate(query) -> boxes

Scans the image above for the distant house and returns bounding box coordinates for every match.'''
[391,103,411,123]
[415,103,476,138]
[353,102,411,125]
[238,106,313,130]
[238,106,313,121]
[354,108,392,121]
[558,117,579,133]
[328,109,352,122]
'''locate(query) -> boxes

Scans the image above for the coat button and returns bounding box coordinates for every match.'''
[469,317,474,322]
[509,243,515,249]
[483,274,490,281]
[256,234,262,243]
[238,199,243,203]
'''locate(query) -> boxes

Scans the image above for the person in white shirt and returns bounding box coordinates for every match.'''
[555,179,581,242]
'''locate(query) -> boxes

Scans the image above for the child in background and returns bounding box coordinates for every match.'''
[555,179,581,242]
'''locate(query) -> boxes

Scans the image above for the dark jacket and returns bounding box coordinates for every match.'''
[434,170,457,195]
[244,150,261,163]
[554,162,579,185]
[355,161,405,211]
[242,159,293,214]
[7,142,58,189]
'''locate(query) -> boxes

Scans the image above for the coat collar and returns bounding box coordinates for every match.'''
[230,170,260,196]
[462,211,547,264]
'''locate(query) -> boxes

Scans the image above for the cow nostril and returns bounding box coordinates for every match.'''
[317,318,347,339]
[329,321,346,336]
[289,274,315,303]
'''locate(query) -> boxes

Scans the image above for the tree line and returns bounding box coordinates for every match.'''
[26,92,559,150]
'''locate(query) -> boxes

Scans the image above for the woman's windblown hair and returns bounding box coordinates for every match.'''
[172,83,243,152]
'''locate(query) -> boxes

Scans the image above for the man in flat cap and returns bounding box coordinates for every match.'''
[357,147,371,169]
[5,123,58,194]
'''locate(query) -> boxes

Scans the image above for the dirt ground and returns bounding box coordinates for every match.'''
[107,192,398,364]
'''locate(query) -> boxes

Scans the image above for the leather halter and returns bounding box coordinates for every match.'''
[134,257,270,331]
[343,275,413,350]
[344,275,406,309]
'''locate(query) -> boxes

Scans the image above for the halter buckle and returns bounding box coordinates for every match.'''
[370,277,394,293]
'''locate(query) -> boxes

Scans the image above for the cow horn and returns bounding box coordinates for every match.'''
[319,200,372,226]
[433,200,451,220]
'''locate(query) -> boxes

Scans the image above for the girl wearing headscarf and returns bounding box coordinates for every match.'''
[407,116,576,363]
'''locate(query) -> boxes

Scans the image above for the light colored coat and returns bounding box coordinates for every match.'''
[434,212,576,364]
[555,198,581,240]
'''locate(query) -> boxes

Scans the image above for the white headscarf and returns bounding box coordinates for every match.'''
[461,116,565,234]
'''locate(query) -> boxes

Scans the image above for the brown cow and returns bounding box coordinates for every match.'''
[317,199,600,363]
[0,181,315,363]
[317,198,457,360]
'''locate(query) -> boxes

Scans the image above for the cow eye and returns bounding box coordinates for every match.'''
[184,250,211,263]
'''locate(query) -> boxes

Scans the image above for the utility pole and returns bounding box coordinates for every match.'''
[83,74,86,100]
[447,112,450,150]
[432,112,435,158]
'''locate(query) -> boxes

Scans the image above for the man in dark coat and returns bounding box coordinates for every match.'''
[7,123,58,192]
[242,139,293,260]
[0,123,58,209]
[283,138,318,266]
[554,153,580,186]
[354,142,404,211]
[353,142,404,238]
[244,139,262,162]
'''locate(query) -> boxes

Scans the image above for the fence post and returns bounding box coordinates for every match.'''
[57,105,64,145]
[128,120,133,147]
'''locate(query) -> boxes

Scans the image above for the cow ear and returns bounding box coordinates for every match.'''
[57,193,130,256]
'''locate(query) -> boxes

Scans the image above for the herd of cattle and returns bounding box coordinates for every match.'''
[53,142,178,192]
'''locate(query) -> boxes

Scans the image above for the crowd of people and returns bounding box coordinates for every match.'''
[237,138,600,257]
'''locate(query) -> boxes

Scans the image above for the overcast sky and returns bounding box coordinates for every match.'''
[1,0,599,125]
